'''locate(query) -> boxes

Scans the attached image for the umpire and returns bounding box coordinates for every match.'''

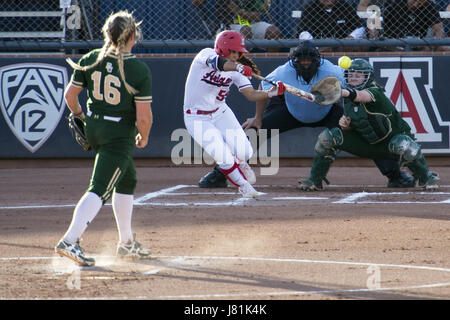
[198,41,415,188]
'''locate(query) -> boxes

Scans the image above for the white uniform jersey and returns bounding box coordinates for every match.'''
[183,48,252,112]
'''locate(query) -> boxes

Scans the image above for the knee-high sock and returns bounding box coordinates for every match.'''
[63,192,103,244]
[112,191,134,244]
[220,163,247,187]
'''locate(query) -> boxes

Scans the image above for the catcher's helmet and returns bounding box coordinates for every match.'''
[344,58,375,90]
[290,41,322,83]
[214,30,248,57]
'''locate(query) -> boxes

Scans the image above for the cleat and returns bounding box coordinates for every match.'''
[238,182,263,198]
[387,171,415,188]
[55,239,95,267]
[117,234,152,260]
[298,178,323,191]
[418,172,440,190]
[198,165,228,188]
[240,163,256,184]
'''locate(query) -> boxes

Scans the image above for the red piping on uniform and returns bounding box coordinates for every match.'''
[186,108,219,115]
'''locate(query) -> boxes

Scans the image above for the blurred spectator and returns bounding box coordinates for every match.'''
[192,0,282,41]
[357,0,389,11]
[298,0,366,41]
[441,1,450,37]
[383,0,445,40]
[447,3,450,37]
[356,0,391,40]
[192,0,233,36]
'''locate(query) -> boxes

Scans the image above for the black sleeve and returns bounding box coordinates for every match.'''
[217,56,227,71]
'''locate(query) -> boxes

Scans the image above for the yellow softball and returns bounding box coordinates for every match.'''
[338,56,352,69]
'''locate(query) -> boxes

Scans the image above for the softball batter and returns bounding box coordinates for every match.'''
[183,30,286,197]
[55,11,153,266]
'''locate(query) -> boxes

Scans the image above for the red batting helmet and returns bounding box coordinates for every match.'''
[214,30,249,57]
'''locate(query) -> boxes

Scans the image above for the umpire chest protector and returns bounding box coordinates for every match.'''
[344,99,392,144]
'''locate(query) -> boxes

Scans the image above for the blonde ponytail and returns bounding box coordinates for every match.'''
[66,38,112,72]
[115,16,139,95]
[67,10,140,95]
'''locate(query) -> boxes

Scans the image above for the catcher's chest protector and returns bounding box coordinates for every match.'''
[344,100,392,144]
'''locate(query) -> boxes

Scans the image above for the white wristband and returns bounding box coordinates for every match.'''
[267,89,277,98]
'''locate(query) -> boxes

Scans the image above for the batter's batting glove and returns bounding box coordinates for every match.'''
[267,81,286,97]
[236,64,253,77]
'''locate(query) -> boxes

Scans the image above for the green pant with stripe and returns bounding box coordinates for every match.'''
[339,129,401,161]
[85,116,137,202]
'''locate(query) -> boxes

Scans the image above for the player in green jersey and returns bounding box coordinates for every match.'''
[299,58,439,191]
[55,11,153,266]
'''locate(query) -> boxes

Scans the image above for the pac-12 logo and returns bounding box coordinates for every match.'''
[370,57,450,153]
[0,63,68,153]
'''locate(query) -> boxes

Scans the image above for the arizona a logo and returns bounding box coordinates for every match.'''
[0,63,68,153]
[370,57,450,153]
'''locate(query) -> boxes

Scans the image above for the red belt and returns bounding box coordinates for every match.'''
[186,108,219,115]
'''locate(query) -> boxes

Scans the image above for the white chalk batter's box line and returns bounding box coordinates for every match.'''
[1,185,450,211]
[133,185,450,206]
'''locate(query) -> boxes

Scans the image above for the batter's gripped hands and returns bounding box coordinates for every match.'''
[135,133,148,148]
[339,116,351,130]
[242,117,262,135]
[236,64,253,78]
[267,81,286,97]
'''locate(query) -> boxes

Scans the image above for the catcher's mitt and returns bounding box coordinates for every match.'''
[310,76,342,106]
[68,113,91,151]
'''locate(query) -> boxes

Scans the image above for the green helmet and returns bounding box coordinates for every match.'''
[344,58,375,90]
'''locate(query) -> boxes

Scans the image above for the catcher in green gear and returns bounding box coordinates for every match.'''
[55,11,153,267]
[299,58,439,191]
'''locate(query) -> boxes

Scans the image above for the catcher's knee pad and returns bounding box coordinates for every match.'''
[314,128,343,156]
[388,134,420,162]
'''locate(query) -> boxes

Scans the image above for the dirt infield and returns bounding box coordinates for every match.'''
[0,159,449,301]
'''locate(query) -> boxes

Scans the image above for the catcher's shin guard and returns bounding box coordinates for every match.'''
[406,154,440,189]
[298,154,333,191]
[198,165,228,188]
[388,135,439,189]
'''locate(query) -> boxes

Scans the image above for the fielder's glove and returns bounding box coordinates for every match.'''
[310,76,342,106]
[68,113,91,151]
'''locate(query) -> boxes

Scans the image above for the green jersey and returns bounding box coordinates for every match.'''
[344,85,411,144]
[70,49,152,124]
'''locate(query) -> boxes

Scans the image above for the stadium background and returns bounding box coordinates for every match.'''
[0,0,450,302]
[0,0,449,160]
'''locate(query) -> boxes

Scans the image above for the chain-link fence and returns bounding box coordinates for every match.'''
[0,0,448,43]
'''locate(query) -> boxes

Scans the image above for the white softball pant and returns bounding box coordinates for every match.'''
[184,105,253,170]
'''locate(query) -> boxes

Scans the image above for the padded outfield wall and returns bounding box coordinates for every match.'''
[0,54,449,160]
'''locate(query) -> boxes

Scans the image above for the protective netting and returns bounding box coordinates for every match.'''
[0,0,448,42]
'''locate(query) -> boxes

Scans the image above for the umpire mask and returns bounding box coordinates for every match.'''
[291,41,321,83]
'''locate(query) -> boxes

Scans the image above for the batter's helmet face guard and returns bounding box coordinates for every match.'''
[344,58,375,90]
[290,41,322,83]
[214,30,249,58]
